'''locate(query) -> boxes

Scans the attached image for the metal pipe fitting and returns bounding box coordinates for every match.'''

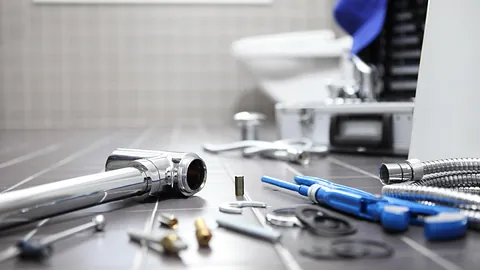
[194,217,212,247]
[233,112,266,141]
[0,148,207,230]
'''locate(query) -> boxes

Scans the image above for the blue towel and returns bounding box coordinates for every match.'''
[334,0,388,55]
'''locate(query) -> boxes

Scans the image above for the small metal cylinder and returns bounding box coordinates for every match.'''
[158,213,178,229]
[235,176,245,197]
[194,217,212,247]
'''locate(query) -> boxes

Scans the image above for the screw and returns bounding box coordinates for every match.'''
[17,215,106,260]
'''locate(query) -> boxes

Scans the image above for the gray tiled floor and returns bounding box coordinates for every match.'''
[0,125,478,270]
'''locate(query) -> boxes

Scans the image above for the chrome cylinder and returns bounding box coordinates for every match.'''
[0,149,207,230]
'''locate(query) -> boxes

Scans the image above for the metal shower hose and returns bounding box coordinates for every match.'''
[379,158,480,228]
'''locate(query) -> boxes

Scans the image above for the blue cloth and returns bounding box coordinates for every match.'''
[334,0,388,55]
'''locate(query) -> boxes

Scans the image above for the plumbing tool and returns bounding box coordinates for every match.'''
[128,229,188,254]
[17,215,106,260]
[0,148,207,230]
[216,218,281,243]
[203,138,317,165]
[218,201,267,214]
[380,158,480,228]
[261,175,468,241]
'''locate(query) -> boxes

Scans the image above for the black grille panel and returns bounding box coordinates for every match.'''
[359,0,428,101]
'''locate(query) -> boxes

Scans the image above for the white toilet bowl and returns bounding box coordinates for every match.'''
[232,30,352,103]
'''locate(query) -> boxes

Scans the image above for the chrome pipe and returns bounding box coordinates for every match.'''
[0,149,207,230]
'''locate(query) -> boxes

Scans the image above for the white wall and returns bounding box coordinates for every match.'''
[0,0,337,129]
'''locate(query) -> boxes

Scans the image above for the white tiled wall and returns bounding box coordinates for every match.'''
[0,0,338,129]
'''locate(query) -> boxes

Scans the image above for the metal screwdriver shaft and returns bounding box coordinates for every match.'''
[17,215,106,260]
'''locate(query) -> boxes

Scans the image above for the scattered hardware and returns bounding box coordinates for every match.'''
[158,213,179,229]
[127,229,188,254]
[300,239,394,260]
[235,175,245,197]
[218,201,267,214]
[295,205,357,236]
[194,217,212,247]
[17,215,106,260]
[203,139,318,165]
[216,218,281,243]
[266,208,302,227]
[261,175,468,240]
[0,149,207,230]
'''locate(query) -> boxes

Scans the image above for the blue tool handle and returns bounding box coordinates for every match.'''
[261,176,309,196]
[314,186,378,220]
[423,213,467,241]
[294,176,378,199]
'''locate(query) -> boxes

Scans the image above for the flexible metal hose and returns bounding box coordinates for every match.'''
[382,185,480,208]
[411,173,480,187]
[422,158,480,175]
[421,171,480,181]
[379,158,480,184]
[380,158,480,230]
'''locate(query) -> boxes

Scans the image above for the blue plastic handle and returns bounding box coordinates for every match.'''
[261,175,468,241]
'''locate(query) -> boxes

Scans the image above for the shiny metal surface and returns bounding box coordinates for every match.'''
[203,138,317,165]
[0,150,207,230]
[218,201,267,214]
[351,54,380,101]
[39,215,106,247]
[233,111,266,141]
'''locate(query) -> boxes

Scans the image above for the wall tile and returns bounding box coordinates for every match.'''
[0,0,336,129]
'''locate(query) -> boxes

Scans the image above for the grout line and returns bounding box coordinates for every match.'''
[128,128,156,150]
[0,143,62,169]
[295,158,463,270]
[132,122,182,270]
[199,120,302,270]
[221,161,302,270]
[400,236,463,270]
[327,156,384,184]
[0,131,120,262]
[0,142,28,156]
[2,134,116,193]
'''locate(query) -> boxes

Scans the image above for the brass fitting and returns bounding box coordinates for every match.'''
[194,217,212,247]
[158,213,178,229]
[159,234,188,254]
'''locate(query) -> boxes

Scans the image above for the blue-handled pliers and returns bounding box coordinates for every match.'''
[261,175,468,241]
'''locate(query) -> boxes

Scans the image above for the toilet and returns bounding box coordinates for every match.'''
[232,30,352,103]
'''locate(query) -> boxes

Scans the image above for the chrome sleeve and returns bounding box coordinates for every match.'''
[0,167,148,229]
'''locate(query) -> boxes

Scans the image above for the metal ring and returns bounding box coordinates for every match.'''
[295,205,357,236]
[307,185,321,203]
[265,208,302,227]
[330,239,394,259]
